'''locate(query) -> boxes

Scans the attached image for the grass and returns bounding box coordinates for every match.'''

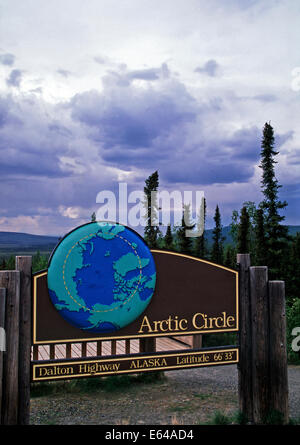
[203,409,300,425]
[31,372,166,398]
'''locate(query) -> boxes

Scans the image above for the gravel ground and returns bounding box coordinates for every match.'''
[30,365,300,425]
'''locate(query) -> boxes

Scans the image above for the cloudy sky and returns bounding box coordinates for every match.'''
[0,0,300,236]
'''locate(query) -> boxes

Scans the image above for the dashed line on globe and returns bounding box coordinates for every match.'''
[62,231,143,313]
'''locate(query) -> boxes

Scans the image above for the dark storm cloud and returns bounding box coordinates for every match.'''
[195,59,220,77]
[69,74,263,186]
[253,94,278,102]
[0,95,73,179]
[164,159,254,185]
[0,52,15,66]
[70,77,197,153]
[6,69,23,87]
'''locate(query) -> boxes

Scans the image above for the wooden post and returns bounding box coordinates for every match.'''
[192,334,202,349]
[111,340,117,355]
[66,343,72,358]
[0,270,20,425]
[250,266,269,424]
[16,256,32,425]
[82,342,87,357]
[125,339,130,354]
[237,254,253,422]
[32,345,39,361]
[139,337,156,353]
[268,281,289,424]
[97,341,102,356]
[0,288,6,425]
[49,344,55,360]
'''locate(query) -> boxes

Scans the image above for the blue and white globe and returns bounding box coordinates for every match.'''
[47,222,156,333]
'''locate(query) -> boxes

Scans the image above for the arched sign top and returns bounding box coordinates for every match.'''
[33,225,238,344]
[151,249,239,275]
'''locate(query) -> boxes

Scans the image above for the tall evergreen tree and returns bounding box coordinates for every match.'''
[254,207,266,265]
[224,245,237,270]
[163,224,174,250]
[237,206,250,254]
[211,205,224,264]
[177,204,195,255]
[194,197,207,258]
[286,232,300,307]
[144,171,161,248]
[91,212,96,222]
[259,122,289,276]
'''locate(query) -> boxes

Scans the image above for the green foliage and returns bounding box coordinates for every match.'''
[211,205,224,264]
[31,372,166,398]
[259,122,289,278]
[254,207,266,265]
[144,171,161,248]
[202,332,237,348]
[224,245,237,270]
[286,298,300,364]
[163,224,174,250]
[237,206,250,254]
[194,197,207,259]
[207,410,232,425]
[32,251,49,273]
[176,204,195,255]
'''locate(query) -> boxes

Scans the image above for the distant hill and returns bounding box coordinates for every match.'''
[0,225,299,254]
[0,232,59,256]
[204,225,300,246]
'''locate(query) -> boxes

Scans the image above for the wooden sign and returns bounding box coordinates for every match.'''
[33,250,238,344]
[31,346,239,381]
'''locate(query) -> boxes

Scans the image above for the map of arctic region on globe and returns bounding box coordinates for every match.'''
[47,222,156,334]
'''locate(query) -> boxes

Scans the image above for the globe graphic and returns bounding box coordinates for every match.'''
[47,222,156,333]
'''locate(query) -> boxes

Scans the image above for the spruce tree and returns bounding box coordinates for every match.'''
[224,245,237,270]
[286,232,300,307]
[194,197,207,258]
[254,207,266,265]
[91,212,96,222]
[259,122,289,276]
[163,224,174,250]
[237,206,250,254]
[177,204,195,255]
[211,205,224,264]
[144,171,161,248]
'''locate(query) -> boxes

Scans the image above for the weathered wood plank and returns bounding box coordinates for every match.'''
[66,343,72,358]
[237,254,253,423]
[192,335,202,349]
[97,341,102,356]
[125,339,131,354]
[16,256,32,425]
[111,340,117,355]
[0,270,20,425]
[32,345,39,361]
[250,266,269,424]
[139,337,156,354]
[269,281,289,424]
[0,288,6,424]
[81,342,87,357]
[49,344,55,360]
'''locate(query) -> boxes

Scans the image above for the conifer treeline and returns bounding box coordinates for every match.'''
[143,123,299,362]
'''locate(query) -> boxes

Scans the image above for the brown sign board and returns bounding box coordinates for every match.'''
[31,346,239,382]
[32,250,238,344]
